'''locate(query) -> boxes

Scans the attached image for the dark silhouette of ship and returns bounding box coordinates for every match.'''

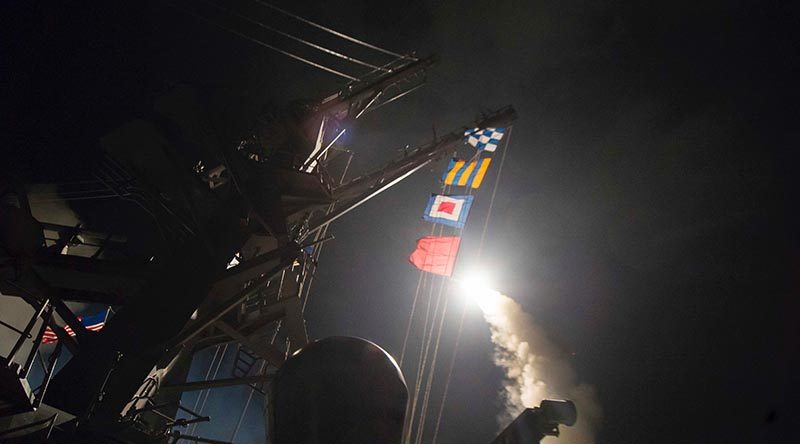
[0,3,570,443]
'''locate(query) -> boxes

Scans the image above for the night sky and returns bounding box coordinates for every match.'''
[3,1,799,443]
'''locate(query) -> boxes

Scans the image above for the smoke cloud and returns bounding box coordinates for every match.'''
[477,293,601,444]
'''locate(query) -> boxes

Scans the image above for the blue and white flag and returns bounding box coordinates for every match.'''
[464,127,505,152]
[423,194,474,228]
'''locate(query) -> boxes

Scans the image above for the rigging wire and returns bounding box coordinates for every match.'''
[229,359,266,442]
[399,182,446,366]
[409,181,475,444]
[405,267,438,444]
[430,126,515,444]
[231,269,290,442]
[406,127,515,444]
[399,270,425,366]
[300,148,355,314]
[404,209,447,444]
[187,345,221,418]
[406,177,468,443]
[430,303,466,444]
[413,291,450,444]
[403,143,481,443]
[187,343,229,436]
[401,179,451,443]
[250,0,416,60]
[411,261,449,444]
[168,2,359,81]
[204,0,388,72]
[477,127,514,256]
[407,275,444,444]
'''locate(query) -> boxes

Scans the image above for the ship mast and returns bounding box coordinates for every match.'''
[304,106,518,240]
[0,37,513,442]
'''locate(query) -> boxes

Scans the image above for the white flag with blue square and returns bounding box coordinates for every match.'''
[423,194,474,228]
[464,127,505,152]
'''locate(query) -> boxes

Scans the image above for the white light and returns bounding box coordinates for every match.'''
[458,274,502,313]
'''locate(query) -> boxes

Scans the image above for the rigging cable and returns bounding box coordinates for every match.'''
[187,343,229,436]
[167,2,359,81]
[407,177,471,443]
[430,301,466,444]
[403,200,447,444]
[405,260,439,444]
[410,181,476,444]
[204,0,388,72]
[301,148,356,314]
[404,145,480,443]
[399,270,426,366]
[250,0,416,60]
[186,344,221,420]
[229,359,266,442]
[399,183,445,366]
[430,126,515,444]
[231,269,288,440]
[413,287,450,444]
[230,315,284,442]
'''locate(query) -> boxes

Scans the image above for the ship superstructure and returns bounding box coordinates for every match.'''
[0,16,516,438]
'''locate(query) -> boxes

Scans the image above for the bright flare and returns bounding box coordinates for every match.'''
[458,275,503,314]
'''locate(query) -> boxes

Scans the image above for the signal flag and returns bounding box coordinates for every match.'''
[423,194,474,228]
[409,236,461,277]
[442,158,492,189]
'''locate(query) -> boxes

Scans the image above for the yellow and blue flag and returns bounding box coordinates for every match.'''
[441,158,492,189]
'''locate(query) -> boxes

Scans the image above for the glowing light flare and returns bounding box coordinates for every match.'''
[458,274,504,314]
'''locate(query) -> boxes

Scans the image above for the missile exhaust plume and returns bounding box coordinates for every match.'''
[477,292,601,444]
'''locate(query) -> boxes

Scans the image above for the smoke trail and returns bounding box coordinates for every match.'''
[477,292,601,444]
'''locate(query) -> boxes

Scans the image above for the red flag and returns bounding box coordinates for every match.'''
[409,236,461,276]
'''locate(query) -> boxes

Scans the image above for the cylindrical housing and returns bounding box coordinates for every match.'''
[271,336,408,444]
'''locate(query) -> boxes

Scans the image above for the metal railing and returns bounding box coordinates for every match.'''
[2,298,64,409]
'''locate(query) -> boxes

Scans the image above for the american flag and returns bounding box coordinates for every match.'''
[42,311,108,344]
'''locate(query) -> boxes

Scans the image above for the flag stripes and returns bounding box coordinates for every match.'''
[42,312,108,343]
[442,158,492,189]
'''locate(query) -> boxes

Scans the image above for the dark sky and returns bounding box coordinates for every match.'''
[3,1,799,443]
[304,1,800,443]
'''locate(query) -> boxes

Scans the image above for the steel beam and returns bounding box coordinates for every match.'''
[304,106,517,239]
[215,320,285,368]
[174,255,297,347]
[160,374,272,393]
